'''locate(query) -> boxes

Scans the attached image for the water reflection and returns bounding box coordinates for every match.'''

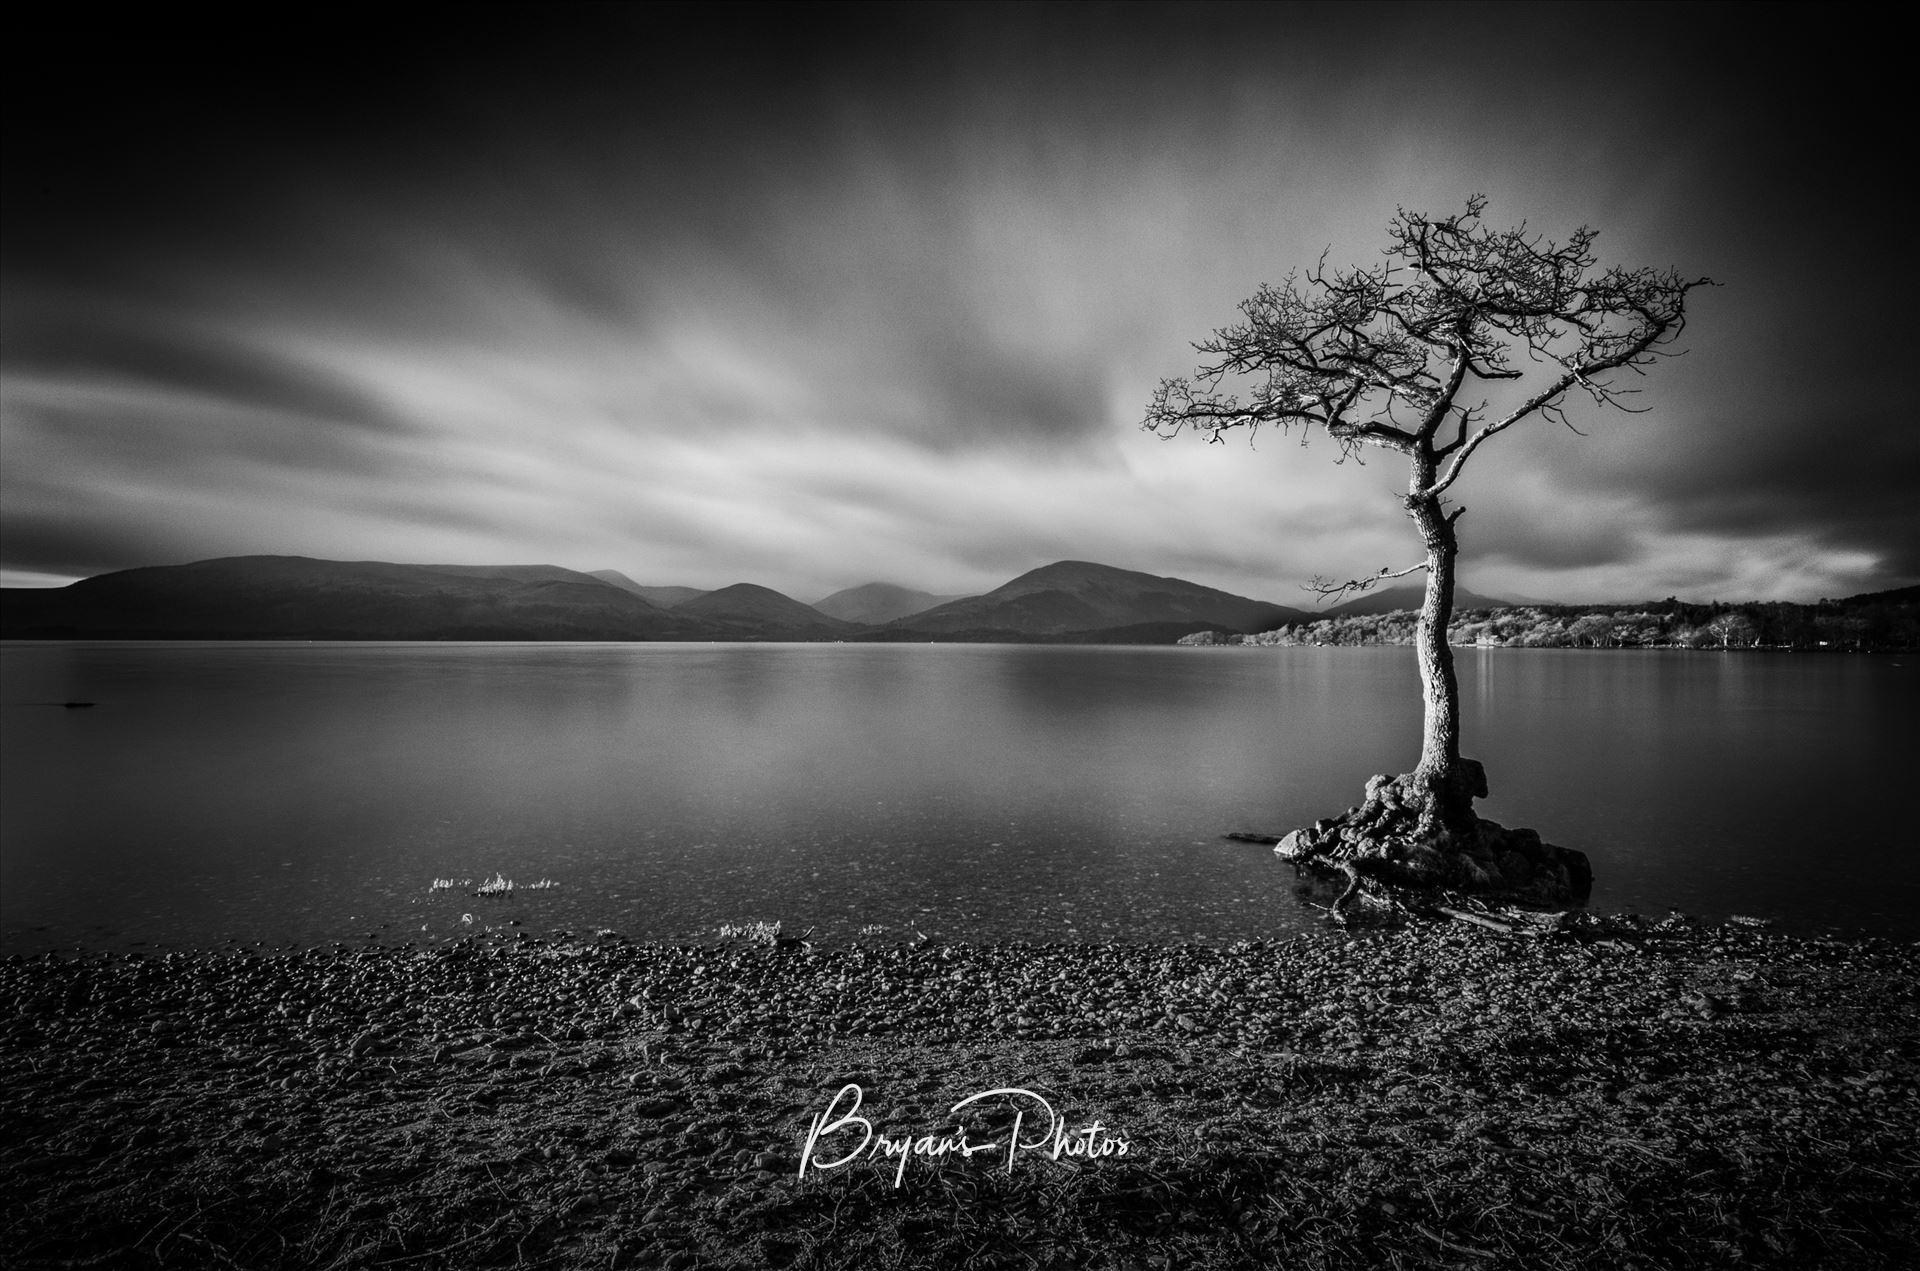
[2,642,1914,951]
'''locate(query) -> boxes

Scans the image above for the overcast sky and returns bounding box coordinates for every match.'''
[3,2,1911,605]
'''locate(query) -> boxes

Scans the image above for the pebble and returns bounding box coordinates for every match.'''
[0,917,1914,1269]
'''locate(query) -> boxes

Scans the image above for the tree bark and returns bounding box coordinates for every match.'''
[1405,470,1471,827]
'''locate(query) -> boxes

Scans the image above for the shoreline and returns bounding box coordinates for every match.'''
[3,915,1916,1269]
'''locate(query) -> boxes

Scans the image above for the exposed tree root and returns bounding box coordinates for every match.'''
[1274,759,1594,920]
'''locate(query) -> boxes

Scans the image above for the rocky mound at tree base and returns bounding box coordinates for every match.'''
[1274,763,1594,911]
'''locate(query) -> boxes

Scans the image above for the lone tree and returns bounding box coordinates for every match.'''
[1146,197,1709,906]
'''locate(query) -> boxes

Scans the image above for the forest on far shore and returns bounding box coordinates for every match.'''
[1179,586,1920,651]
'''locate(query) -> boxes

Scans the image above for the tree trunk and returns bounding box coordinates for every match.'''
[1404,483,1477,829]
[1406,492,1458,775]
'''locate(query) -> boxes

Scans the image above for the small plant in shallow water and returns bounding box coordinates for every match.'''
[718,920,783,945]
[430,875,554,894]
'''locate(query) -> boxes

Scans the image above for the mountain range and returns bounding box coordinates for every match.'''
[11,555,1890,644]
[1,556,1316,643]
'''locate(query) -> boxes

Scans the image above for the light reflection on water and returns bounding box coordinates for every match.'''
[2,642,1914,951]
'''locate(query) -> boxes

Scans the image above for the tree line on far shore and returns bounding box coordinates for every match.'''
[1179,590,1920,651]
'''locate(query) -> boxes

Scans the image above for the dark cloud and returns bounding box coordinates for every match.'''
[899,330,1107,449]
[1465,494,1647,572]
[2,4,1913,599]
[5,304,406,435]
[1604,411,1920,579]
[0,511,210,579]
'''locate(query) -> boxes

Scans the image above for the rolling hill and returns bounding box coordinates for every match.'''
[887,561,1310,637]
[0,556,709,641]
[812,582,973,625]
[589,571,709,608]
[674,583,859,640]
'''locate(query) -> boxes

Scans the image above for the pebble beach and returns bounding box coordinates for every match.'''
[2,913,1916,1269]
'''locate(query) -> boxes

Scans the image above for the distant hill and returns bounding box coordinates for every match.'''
[675,583,859,640]
[1321,582,1514,617]
[0,556,711,641]
[412,564,609,586]
[587,571,710,607]
[813,582,973,625]
[1840,583,1920,606]
[888,561,1310,637]
[8,555,1580,644]
[637,586,710,608]
[587,569,646,596]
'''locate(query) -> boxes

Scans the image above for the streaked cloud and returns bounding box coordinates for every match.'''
[2,4,1910,605]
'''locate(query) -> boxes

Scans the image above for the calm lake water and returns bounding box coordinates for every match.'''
[2,642,1915,953]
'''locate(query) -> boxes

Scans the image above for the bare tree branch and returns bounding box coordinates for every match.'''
[1305,560,1429,602]
[1421,274,1710,498]
[1145,197,1712,501]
